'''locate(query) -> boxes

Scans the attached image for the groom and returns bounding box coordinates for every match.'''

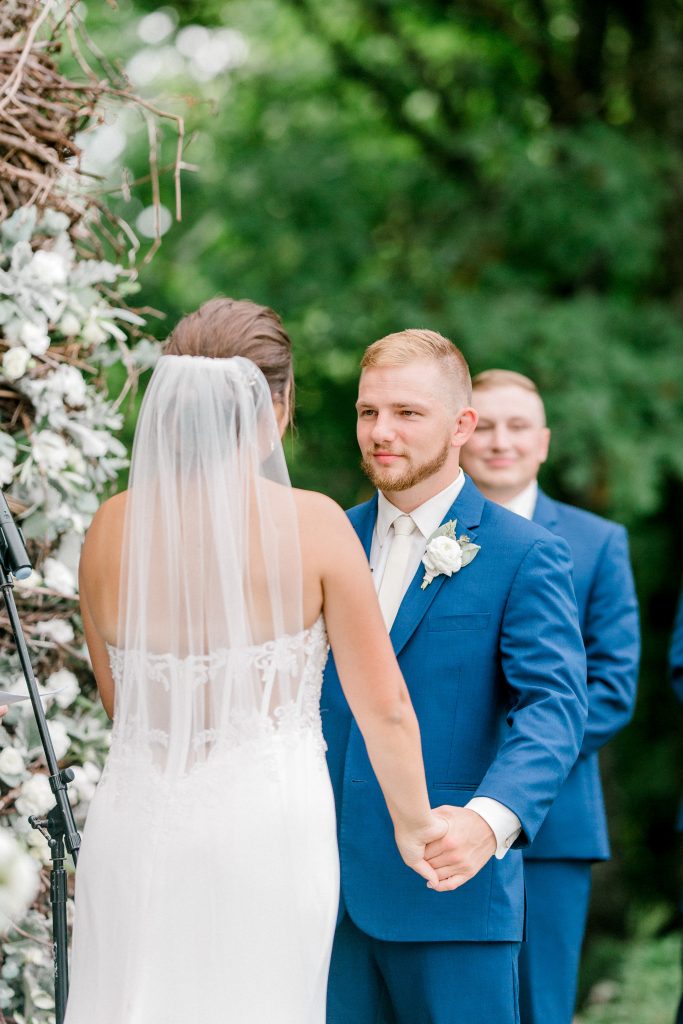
[321,329,588,1024]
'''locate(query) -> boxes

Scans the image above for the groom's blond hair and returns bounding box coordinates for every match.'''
[360,329,472,407]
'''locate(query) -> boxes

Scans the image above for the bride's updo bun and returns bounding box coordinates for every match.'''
[163,297,294,420]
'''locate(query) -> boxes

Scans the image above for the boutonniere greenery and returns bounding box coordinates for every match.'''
[420,519,480,589]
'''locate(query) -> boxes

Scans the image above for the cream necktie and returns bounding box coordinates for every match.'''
[378,515,417,628]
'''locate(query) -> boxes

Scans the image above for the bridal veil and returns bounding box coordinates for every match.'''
[115,353,305,774]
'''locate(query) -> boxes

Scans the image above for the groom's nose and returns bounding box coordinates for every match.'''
[370,412,397,444]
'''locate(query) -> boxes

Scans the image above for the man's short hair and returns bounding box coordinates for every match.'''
[471,369,539,395]
[361,329,472,406]
[471,369,547,424]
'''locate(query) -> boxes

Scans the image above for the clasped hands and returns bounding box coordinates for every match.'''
[397,806,497,892]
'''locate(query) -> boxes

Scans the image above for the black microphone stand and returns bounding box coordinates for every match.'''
[0,491,81,1024]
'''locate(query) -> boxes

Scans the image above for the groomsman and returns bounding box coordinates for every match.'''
[322,332,587,1023]
[461,369,640,1024]
[670,585,683,1024]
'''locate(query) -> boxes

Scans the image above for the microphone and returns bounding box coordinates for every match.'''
[0,491,32,580]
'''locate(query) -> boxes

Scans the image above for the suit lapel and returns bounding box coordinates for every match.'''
[532,489,559,530]
[347,494,378,560]
[390,476,485,658]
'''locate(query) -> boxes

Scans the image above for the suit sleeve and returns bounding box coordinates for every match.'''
[473,534,588,846]
[670,585,683,707]
[579,525,640,757]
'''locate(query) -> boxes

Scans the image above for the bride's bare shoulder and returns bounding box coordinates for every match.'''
[81,492,128,566]
[292,488,360,558]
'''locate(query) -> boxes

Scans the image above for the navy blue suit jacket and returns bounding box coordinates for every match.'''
[321,476,587,942]
[670,586,683,831]
[526,491,640,860]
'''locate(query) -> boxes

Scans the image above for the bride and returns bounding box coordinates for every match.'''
[64,298,446,1024]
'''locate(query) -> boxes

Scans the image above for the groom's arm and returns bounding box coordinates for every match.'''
[425,533,587,890]
[472,533,588,845]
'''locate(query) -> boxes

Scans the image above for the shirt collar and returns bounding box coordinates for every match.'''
[501,479,538,521]
[376,470,466,546]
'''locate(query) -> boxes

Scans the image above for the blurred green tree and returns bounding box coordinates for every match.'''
[87,0,683,940]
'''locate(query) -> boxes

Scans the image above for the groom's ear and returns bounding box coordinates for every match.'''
[451,407,478,448]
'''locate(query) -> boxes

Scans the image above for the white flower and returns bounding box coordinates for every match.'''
[0,829,40,930]
[67,422,110,458]
[31,430,71,473]
[423,536,463,577]
[15,774,53,817]
[0,748,26,781]
[47,720,70,760]
[19,321,50,356]
[58,312,81,337]
[50,364,88,407]
[29,249,68,286]
[14,569,42,590]
[35,619,75,645]
[2,346,31,381]
[25,826,51,866]
[42,558,77,597]
[47,668,79,709]
[420,520,481,589]
[69,762,101,804]
[0,455,14,486]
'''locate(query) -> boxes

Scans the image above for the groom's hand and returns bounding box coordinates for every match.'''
[424,806,496,892]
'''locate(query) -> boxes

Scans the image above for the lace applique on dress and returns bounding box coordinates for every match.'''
[102,616,330,793]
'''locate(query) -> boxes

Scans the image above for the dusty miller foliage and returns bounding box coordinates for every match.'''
[0,2,183,1019]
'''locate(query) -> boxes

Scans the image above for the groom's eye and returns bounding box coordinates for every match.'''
[358,409,376,418]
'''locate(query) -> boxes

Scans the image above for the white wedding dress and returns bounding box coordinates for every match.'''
[65,615,339,1024]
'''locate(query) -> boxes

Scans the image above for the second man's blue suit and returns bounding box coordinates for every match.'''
[518,490,640,1024]
[321,476,588,1023]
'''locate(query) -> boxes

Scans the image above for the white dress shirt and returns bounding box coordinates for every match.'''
[502,479,538,521]
[370,471,522,859]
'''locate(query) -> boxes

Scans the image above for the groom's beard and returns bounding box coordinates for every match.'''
[360,436,451,493]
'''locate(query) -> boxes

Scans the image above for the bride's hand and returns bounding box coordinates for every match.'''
[395,813,449,888]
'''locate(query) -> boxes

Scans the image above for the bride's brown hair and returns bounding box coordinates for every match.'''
[163,297,294,422]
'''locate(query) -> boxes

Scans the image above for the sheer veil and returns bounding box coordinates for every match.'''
[113,353,304,775]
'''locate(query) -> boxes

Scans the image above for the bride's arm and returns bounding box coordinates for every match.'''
[78,499,123,719]
[305,495,446,881]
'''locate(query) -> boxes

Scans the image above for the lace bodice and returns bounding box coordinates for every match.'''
[103,615,331,781]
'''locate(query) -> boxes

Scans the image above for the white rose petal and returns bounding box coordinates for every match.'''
[2,346,31,381]
[35,619,75,645]
[58,312,81,337]
[19,322,50,356]
[423,536,463,576]
[69,762,101,804]
[49,364,87,407]
[0,748,25,779]
[42,558,77,597]
[47,668,79,709]
[29,250,68,286]
[0,829,40,929]
[47,721,70,760]
[25,826,51,866]
[15,774,53,817]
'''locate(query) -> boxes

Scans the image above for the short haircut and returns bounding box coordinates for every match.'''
[360,329,472,406]
[471,369,547,424]
[471,368,539,395]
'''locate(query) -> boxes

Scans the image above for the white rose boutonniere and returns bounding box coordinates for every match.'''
[421,519,480,589]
